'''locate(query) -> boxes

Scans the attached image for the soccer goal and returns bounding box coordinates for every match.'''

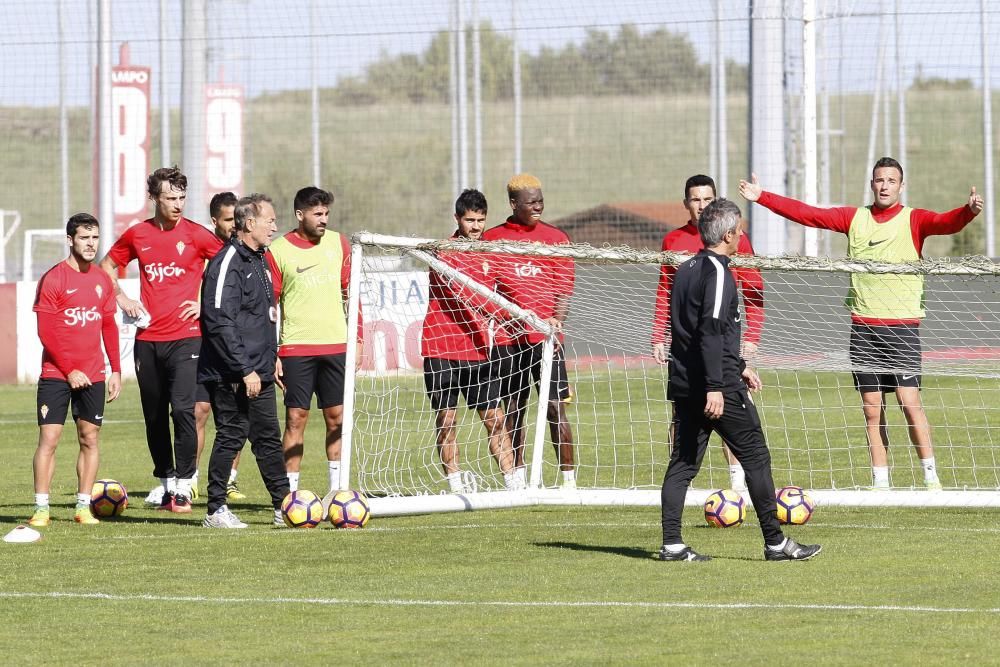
[343,233,1000,515]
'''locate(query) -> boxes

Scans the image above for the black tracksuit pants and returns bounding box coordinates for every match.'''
[205,380,290,514]
[661,389,784,547]
[134,338,199,481]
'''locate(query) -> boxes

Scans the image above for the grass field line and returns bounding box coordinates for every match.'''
[95,519,1000,540]
[1,591,998,615]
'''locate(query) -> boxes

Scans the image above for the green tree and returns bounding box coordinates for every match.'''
[331,22,728,103]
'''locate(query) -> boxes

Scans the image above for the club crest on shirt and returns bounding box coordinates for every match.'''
[482,260,489,275]
[95,284,103,299]
[176,241,186,256]
[513,262,542,278]
[40,405,48,419]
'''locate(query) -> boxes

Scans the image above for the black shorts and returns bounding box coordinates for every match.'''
[194,381,210,404]
[423,357,501,412]
[491,343,572,403]
[280,354,346,409]
[37,378,106,427]
[849,323,921,392]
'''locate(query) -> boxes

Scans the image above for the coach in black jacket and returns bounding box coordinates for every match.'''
[198,193,290,529]
[658,198,821,562]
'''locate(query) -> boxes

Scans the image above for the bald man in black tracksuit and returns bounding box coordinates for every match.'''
[658,198,822,562]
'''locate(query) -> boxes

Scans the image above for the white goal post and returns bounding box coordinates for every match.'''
[344,233,1000,516]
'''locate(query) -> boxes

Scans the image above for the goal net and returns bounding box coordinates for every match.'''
[344,233,1000,515]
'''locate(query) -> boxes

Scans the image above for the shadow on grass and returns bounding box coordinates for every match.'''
[533,540,655,560]
[533,540,760,562]
[0,500,276,527]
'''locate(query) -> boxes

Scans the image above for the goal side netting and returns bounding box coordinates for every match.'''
[342,233,1000,515]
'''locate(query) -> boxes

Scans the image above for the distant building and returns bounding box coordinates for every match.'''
[551,202,690,251]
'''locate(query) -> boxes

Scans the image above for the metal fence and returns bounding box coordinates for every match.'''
[0,0,996,280]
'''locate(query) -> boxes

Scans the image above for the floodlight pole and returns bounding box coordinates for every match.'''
[894,0,906,205]
[97,0,114,257]
[449,0,459,196]
[716,0,728,197]
[749,0,788,255]
[802,0,818,256]
[58,0,69,223]
[181,0,208,222]
[457,0,469,190]
[311,0,321,187]
[160,0,171,167]
[472,0,483,191]
[983,0,995,257]
[512,0,522,174]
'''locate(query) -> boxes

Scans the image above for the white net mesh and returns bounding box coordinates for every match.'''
[347,235,1000,507]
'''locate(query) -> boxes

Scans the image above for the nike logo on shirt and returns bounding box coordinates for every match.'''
[66,289,78,294]
[296,264,318,273]
[141,246,153,251]
[868,239,888,247]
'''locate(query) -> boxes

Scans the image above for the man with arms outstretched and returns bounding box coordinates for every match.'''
[652,174,765,491]
[739,157,983,489]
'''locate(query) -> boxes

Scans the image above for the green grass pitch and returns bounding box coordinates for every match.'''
[1,381,999,664]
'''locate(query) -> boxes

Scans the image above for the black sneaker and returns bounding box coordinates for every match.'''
[172,493,192,514]
[765,538,822,561]
[658,545,711,562]
[157,491,176,511]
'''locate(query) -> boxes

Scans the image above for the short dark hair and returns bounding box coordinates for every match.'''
[684,174,717,200]
[293,186,334,212]
[209,191,238,219]
[147,166,187,198]
[872,157,903,181]
[455,189,487,217]
[234,193,274,232]
[66,212,99,238]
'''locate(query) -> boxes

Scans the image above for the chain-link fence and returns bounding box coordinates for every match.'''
[1,0,996,280]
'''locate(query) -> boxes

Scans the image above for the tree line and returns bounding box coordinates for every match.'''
[331,23,748,105]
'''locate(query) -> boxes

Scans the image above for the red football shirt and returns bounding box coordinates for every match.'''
[421,235,507,362]
[34,261,120,383]
[107,218,223,341]
[480,218,575,346]
[651,222,765,346]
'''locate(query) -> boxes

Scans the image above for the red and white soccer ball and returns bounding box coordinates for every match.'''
[775,485,815,525]
[281,490,324,528]
[91,479,128,517]
[704,489,746,528]
[328,490,371,529]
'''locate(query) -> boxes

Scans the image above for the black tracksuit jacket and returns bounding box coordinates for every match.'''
[667,248,747,399]
[197,239,277,383]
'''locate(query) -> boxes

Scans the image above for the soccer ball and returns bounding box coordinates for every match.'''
[775,486,815,525]
[280,490,324,528]
[328,490,370,529]
[90,479,128,517]
[704,489,746,528]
